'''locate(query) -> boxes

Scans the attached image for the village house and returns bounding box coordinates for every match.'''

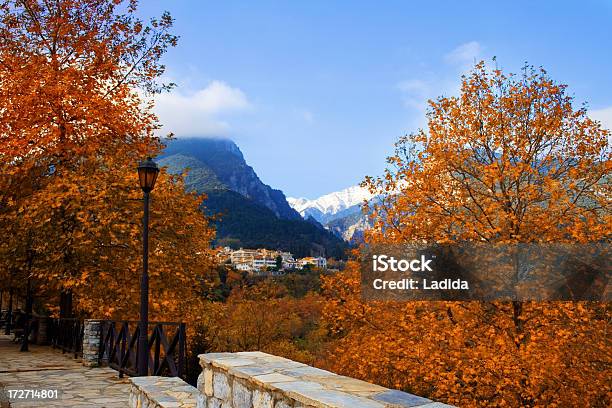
[217,247,327,274]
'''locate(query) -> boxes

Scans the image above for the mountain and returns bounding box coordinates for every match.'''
[327,212,369,242]
[162,138,301,220]
[288,186,374,242]
[158,138,348,258]
[288,185,373,221]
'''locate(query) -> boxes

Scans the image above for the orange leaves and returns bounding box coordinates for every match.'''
[0,0,178,170]
[364,62,610,246]
[0,1,219,327]
[323,62,612,406]
[322,273,611,405]
[189,281,325,365]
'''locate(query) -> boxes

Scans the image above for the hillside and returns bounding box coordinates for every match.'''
[158,138,348,258]
[162,138,301,220]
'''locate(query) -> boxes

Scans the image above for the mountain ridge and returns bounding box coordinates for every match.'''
[161,137,301,220]
[158,137,348,258]
[287,185,373,217]
[287,185,374,242]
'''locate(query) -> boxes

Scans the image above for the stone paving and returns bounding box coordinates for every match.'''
[0,334,129,407]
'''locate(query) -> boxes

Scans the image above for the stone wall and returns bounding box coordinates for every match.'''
[82,319,102,367]
[129,376,199,408]
[197,352,454,408]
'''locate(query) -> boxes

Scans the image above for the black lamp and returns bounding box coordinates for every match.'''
[136,157,159,376]
[137,157,159,193]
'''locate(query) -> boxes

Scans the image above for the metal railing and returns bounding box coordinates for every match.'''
[98,320,187,379]
[49,318,84,358]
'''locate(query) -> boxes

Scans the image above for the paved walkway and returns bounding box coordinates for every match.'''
[0,334,129,407]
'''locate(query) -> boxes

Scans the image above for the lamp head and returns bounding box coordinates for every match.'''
[137,157,159,193]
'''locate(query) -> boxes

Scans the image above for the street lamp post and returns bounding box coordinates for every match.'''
[136,157,159,376]
[4,288,13,335]
[20,277,32,352]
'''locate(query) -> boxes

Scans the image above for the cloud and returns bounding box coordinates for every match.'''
[590,106,612,130]
[154,80,250,137]
[293,108,314,124]
[445,41,483,67]
[397,42,484,117]
[396,79,431,111]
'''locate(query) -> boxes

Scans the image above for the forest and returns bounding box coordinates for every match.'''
[0,1,609,407]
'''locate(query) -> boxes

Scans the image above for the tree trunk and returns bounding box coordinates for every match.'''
[59,290,73,318]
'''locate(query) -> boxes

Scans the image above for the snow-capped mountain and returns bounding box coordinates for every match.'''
[288,185,375,242]
[287,185,374,217]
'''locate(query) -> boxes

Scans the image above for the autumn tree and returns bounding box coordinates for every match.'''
[18,156,217,322]
[322,63,611,406]
[0,0,216,323]
[190,280,328,373]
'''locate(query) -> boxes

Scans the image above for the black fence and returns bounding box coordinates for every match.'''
[99,320,187,380]
[49,318,84,358]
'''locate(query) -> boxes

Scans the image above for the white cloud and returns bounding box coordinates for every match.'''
[154,80,250,137]
[397,42,484,118]
[444,41,483,67]
[396,79,431,111]
[590,106,612,131]
[293,108,314,124]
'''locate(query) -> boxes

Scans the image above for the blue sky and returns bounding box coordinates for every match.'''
[139,0,612,198]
